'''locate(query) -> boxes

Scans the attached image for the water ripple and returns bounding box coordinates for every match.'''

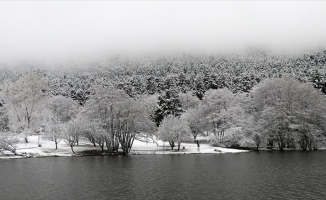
[1,152,326,200]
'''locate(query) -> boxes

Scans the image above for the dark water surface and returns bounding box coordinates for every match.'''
[1,152,326,200]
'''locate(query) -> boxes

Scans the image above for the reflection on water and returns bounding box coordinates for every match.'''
[1,152,326,200]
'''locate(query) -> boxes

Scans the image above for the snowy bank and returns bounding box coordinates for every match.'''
[0,136,249,159]
[130,139,249,155]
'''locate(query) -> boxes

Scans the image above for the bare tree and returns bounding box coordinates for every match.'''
[42,95,79,149]
[157,115,191,151]
[3,74,48,143]
[86,85,156,155]
[253,133,262,150]
[64,120,84,154]
[0,132,19,155]
[85,85,125,152]
[114,98,156,154]
[85,123,107,153]
[183,107,205,147]
[43,120,65,150]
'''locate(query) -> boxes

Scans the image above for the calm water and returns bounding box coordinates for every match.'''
[1,152,326,200]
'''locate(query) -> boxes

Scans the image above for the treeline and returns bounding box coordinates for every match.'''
[50,50,326,104]
[156,77,326,151]
[0,50,326,106]
[0,76,325,154]
[0,50,326,154]
[0,74,157,155]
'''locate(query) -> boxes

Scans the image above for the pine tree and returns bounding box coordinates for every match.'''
[153,89,184,127]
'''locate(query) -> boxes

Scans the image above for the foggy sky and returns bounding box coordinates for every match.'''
[1,1,326,62]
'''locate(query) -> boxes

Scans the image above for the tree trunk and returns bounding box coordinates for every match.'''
[313,142,318,150]
[169,141,174,150]
[278,142,284,151]
[301,136,308,151]
[177,142,180,151]
[106,140,112,151]
[267,139,273,149]
[100,143,104,153]
[308,139,312,151]
[302,141,307,151]
[26,116,31,143]
[5,145,18,155]
[114,136,119,152]
[196,140,200,147]
[70,145,76,154]
[24,135,28,144]
[93,142,96,147]
[55,141,58,150]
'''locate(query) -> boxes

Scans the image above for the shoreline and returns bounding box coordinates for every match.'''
[4,136,325,160]
[0,147,251,160]
[0,135,250,160]
[3,146,326,160]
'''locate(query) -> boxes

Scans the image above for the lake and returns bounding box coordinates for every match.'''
[1,152,326,200]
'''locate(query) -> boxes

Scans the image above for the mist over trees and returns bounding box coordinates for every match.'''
[1,50,326,101]
[0,50,326,154]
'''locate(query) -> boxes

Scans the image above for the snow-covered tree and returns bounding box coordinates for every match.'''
[253,133,262,150]
[114,98,156,154]
[201,88,242,142]
[86,85,156,154]
[85,123,107,153]
[85,85,129,152]
[0,132,19,155]
[42,95,79,149]
[3,74,48,143]
[157,115,191,151]
[179,91,201,111]
[251,78,326,150]
[43,121,65,150]
[64,119,85,154]
[0,105,9,132]
[46,95,79,123]
[183,107,205,147]
[153,89,184,127]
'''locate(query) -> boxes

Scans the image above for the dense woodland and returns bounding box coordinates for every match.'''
[0,50,326,155]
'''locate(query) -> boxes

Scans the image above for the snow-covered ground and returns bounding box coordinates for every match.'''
[0,135,249,159]
[131,139,249,154]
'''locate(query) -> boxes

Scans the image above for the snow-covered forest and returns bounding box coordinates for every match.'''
[0,50,326,155]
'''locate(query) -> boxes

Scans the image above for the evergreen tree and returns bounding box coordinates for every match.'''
[153,89,184,127]
[0,105,9,132]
